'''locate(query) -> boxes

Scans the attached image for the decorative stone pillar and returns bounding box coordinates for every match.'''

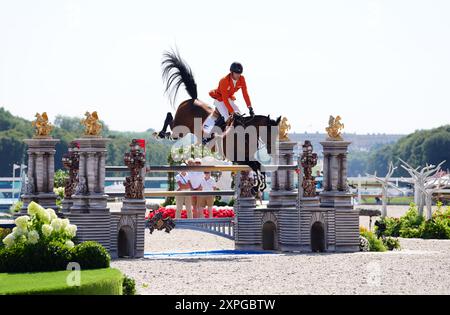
[234,171,262,250]
[111,139,147,259]
[319,141,352,208]
[268,141,298,208]
[61,141,80,213]
[20,138,60,213]
[70,137,109,211]
[66,136,111,251]
[267,140,300,252]
[298,141,329,252]
[319,140,359,252]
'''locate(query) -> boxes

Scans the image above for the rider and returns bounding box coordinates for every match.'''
[202,62,254,144]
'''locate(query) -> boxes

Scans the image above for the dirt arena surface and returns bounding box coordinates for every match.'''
[112,204,450,295]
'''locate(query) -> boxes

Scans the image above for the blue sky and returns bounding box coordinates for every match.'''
[1,0,449,134]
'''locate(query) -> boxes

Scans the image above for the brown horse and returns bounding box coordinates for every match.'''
[154,50,281,191]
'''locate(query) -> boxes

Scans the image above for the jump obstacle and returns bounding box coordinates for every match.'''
[14,123,359,258]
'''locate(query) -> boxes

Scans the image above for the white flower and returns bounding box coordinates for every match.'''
[2,233,15,248]
[27,230,40,244]
[37,207,51,224]
[14,215,30,230]
[27,201,43,216]
[51,218,63,232]
[53,187,64,196]
[46,208,58,221]
[60,218,70,229]
[65,240,75,249]
[42,224,53,237]
[12,226,27,237]
[65,224,77,238]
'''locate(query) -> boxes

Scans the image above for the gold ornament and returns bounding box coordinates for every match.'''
[81,111,103,136]
[32,112,53,138]
[279,117,291,141]
[326,115,344,141]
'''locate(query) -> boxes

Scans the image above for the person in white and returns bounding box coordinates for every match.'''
[175,163,192,219]
[197,171,218,218]
[188,158,204,218]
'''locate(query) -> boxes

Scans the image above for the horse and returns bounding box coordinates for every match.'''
[154,50,281,193]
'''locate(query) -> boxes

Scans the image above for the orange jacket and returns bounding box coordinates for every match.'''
[209,73,252,113]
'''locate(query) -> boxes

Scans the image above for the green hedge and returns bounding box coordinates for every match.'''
[360,230,386,252]
[71,241,111,270]
[0,268,123,295]
[376,203,450,239]
[0,241,110,273]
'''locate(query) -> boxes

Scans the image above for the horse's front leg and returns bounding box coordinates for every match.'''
[251,170,261,197]
[259,172,267,192]
[154,112,173,139]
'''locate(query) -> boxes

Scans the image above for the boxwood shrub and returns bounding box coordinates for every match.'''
[0,241,72,273]
[0,240,110,273]
[71,241,111,270]
[376,203,450,239]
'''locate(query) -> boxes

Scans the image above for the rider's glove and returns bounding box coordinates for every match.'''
[249,106,255,117]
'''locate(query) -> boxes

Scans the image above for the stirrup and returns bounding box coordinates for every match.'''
[215,116,226,129]
[158,131,170,139]
[202,134,215,145]
[233,112,244,119]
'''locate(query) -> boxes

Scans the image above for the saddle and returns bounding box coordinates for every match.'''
[202,112,249,145]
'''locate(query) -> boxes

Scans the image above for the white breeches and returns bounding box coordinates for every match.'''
[203,99,241,135]
[214,99,241,119]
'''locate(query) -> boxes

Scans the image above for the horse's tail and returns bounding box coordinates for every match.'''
[161,49,198,108]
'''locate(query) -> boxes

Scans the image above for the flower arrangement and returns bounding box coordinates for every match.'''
[54,187,65,210]
[2,201,77,249]
[145,205,235,220]
[169,143,222,164]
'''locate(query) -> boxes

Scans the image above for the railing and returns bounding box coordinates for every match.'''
[106,164,299,173]
[144,190,234,197]
[105,164,298,200]
[106,190,235,198]
[174,218,235,240]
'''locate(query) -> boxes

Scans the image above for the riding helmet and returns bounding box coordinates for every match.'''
[230,62,243,74]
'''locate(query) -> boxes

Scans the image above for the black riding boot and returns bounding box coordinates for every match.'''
[215,116,226,129]
[202,116,226,145]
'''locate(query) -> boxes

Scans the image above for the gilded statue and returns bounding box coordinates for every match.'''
[81,111,102,136]
[32,112,53,137]
[279,117,291,141]
[326,115,344,141]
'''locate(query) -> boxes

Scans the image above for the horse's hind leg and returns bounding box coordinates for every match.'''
[251,172,260,197]
[248,161,263,196]
[259,172,267,192]
[155,112,173,139]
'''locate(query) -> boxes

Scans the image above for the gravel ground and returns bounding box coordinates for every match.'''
[111,206,450,295]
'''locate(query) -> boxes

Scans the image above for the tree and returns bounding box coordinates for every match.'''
[418,175,449,220]
[399,159,446,217]
[423,131,450,171]
[364,125,450,176]
[0,133,27,176]
[366,162,403,217]
[347,151,369,176]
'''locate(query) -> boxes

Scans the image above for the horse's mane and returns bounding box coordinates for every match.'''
[161,49,198,107]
